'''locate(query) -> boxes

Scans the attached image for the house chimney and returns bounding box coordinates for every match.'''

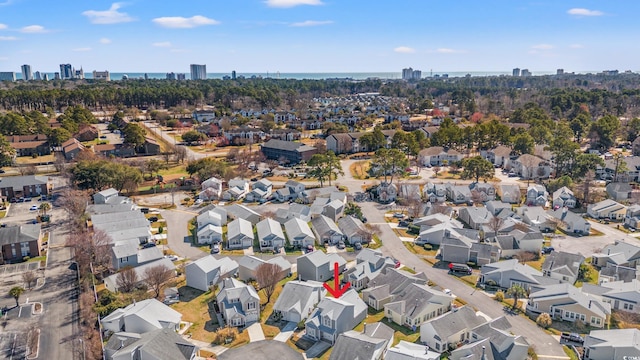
[481,346,487,360]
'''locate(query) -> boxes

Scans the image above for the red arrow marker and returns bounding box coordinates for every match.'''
[323,262,350,298]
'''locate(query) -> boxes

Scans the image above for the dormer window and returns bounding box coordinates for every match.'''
[323,315,331,327]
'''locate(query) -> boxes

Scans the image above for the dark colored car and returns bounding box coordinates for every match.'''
[148,216,159,222]
[140,208,150,214]
[210,244,220,254]
[561,333,584,344]
[337,241,346,249]
[305,244,314,254]
[542,246,555,254]
[142,243,156,249]
[398,220,409,227]
[354,242,362,250]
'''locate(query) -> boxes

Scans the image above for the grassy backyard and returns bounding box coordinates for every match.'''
[349,161,370,180]
[170,284,219,343]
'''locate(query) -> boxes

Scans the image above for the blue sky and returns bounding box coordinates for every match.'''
[0,0,637,73]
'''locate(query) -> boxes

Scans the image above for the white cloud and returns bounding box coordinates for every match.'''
[153,41,172,47]
[265,0,323,8]
[0,0,14,6]
[99,38,112,44]
[82,3,135,24]
[570,44,584,49]
[152,15,219,29]
[531,44,553,50]
[394,46,416,54]
[568,8,604,16]
[73,47,92,52]
[20,25,48,33]
[0,23,7,30]
[0,36,16,40]
[290,20,333,27]
[436,48,458,53]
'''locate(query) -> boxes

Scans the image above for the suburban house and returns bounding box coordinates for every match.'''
[417,222,466,246]
[197,207,227,228]
[320,199,345,222]
[582,329,640,360]
[101,298,182,334]
[598,263,639,284]
[225,204,261,225]
[74,125,99,142]
[486,200,512,216]
[284,218,317,248]
[526,283,611,328]
[330,327,391,360]
[525,184,549,207]
[510,154,551,179]
[441,233,500,266]
[304,289,367,344]
[343,249,395,290]
[272,280,326,323]
[606,182,634,202]
[481,145,513,167]
[423,183,446,203]
[226,218,254,250]
[185,256,239,292]
[541,251,585,284]
[325,133,356,154]
[498,184,521,204]
[338,215,367,245]
[104,328,197,360]
[93,188,122,205]
[247,179,272,202]
[104,258,176,293]
[0,223,41,264]
[0,175,52,201]
[553,186,577,209]
[547,207,591,235]
[519,206,556,232]
[62,138,86,160]
[362,268,428,311]
[276,203,312,224]
[587,199,627,220]
[458,206,492,230]
[297,251,346,282]
[493,229,544,258]
[256,218,285,251]
[196,207,226,245]
[414,213,463,228]
[275,180,307,202]
[384,283,453,329]
[445,184,472,205]
[196,224,223,245]
[479,259,560,292]
[199,177,223,200]
[222,178,249,201]
[469,182,496,202]
[419,306,487,353]
[592,241,640,269]
[386,341,440,360]
[376,182,398,203]
[216,278,260,327]
[449,317,529,360]
[311,215,344,245]
[111,245,163,271]
[582,279,640,314]
[236,255,291,282]
[260,139,317,165]
[625,205,640,229]
[419,147,464,166]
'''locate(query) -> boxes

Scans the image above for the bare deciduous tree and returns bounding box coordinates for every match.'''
[406,197,423,219]
[56,189,89,224]
[487,216,505,238]
[22,271,37,290]
[91,229,114,278]
[255,263,282,304]
[143,264,173,298]
[515,251,537,264]
[174,145,188,164]
[470,190,484,205]
[116,266,138,293]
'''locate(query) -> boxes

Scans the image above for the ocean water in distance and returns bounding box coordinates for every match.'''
[13,71,574,81]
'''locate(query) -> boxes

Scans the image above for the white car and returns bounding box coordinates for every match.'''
[443,289,457,298]
[29,205,39,211]
[194,199,203,205]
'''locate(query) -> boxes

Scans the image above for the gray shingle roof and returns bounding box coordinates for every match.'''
[227,218,254,241]
[108,328,196,360]
[257,218,285,242]
[311,215,343,238]
[329,330,387,360]
[0,224,40,246]
[541,251,585,278]
[273,280,325,315]
[337,216,365,237]
[0,175,49,191]
[425,306,487,340]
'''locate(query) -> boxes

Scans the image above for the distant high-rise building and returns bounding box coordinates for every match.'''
[402,67,422,80]
[190,64,206,80]
[556,69,564,75]
[43,73,49,81]
[166,72,176,80]
[177,73,186,80]
[232,70,236,80]
[521,69,532,77]
[54,72,60,80]
[0,72,16,82]
[92,70,110,81]
[512,68,521,77]
[144,73,148,80]
[60,64,73,79]
[34,71,41,81]
[75,68,84,79]
[21,64,33,81]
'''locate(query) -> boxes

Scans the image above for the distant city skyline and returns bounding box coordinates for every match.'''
[0,1,638,72]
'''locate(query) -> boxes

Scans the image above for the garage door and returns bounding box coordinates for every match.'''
[286,312,301,323]
[322,331,333,342]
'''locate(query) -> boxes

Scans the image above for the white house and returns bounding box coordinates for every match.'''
[272,280,326,323]
[217,278,260,327]
[223,178,249,201]
[284,217,316,248]
[227,218,254,249]
[587,199,627,220]
[196,224,223,245]
[197,207,227,227]
[553,186,577,209]
[101,299,182,334]
[185,256,239,292]
[256,218,285,251]
[200,177,223,200]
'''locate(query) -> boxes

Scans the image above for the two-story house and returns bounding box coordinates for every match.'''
[583,329,640,360]
[256,218,285,251]
[272,280,326,323]
[541,251,585,284]
[552,186,577,209]
[247,179,272,202]
[216,278,260,327]
[297,251,346,282]
[526,184,549,207]
[304,289,367,344]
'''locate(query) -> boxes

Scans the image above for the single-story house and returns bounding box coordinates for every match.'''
[272,280,326,323]
[185,256,239,292]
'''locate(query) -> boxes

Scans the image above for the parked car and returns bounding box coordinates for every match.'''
[148,216,159,222]
[210,244,220,254]
[393,259,401,268]
[508,171,518,177]
[24,197,32,202]
[251,177,259,182]
[398,220,409,227]
[194,199,203,205]
[560,333,584,344]
[354,243,362,250]
[393,212,405,218]
[142,243,156,249]
[541,246,555,254]
[164,255,179,261]
[273,246,281,254]
[140,208,150,214]
[337,241,346,250]
[305,244,314,254]
[29,205,38,211]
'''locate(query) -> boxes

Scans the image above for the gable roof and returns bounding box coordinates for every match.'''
[529,283,611,318]
[0,175,49,191]
[187,256,238,275]
[273,280,325,315]
[110,328,195,360]
[329,330,387,360]
[284,217,315,240]
[423,306,487,340]
[337,215,366,237]
[257,218,285,240]
[311,215,343,237]
[101,298,182,329]
[584,328,640,351]
[0,224,40,246]
[541,251,585,278]
[227,218,254,240]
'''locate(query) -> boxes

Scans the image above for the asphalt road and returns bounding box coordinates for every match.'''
[336,161,569,359]
[161,208,208,260]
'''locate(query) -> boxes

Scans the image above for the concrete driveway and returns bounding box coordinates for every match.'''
[217,340,303,360]
[552,220,640,258]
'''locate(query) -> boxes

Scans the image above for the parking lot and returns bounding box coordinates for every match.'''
[0,332,27,360]
[0,262,39,276]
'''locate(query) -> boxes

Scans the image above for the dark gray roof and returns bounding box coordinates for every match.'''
[109,328,196,360]
[337,215,365,237]
[311,215,343,238]
[541,251,585,278]
[426,306,487,340]
[0,175,48,191]
[261,139,316,153]
[329,331,387,360]
[0,224,40,246]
